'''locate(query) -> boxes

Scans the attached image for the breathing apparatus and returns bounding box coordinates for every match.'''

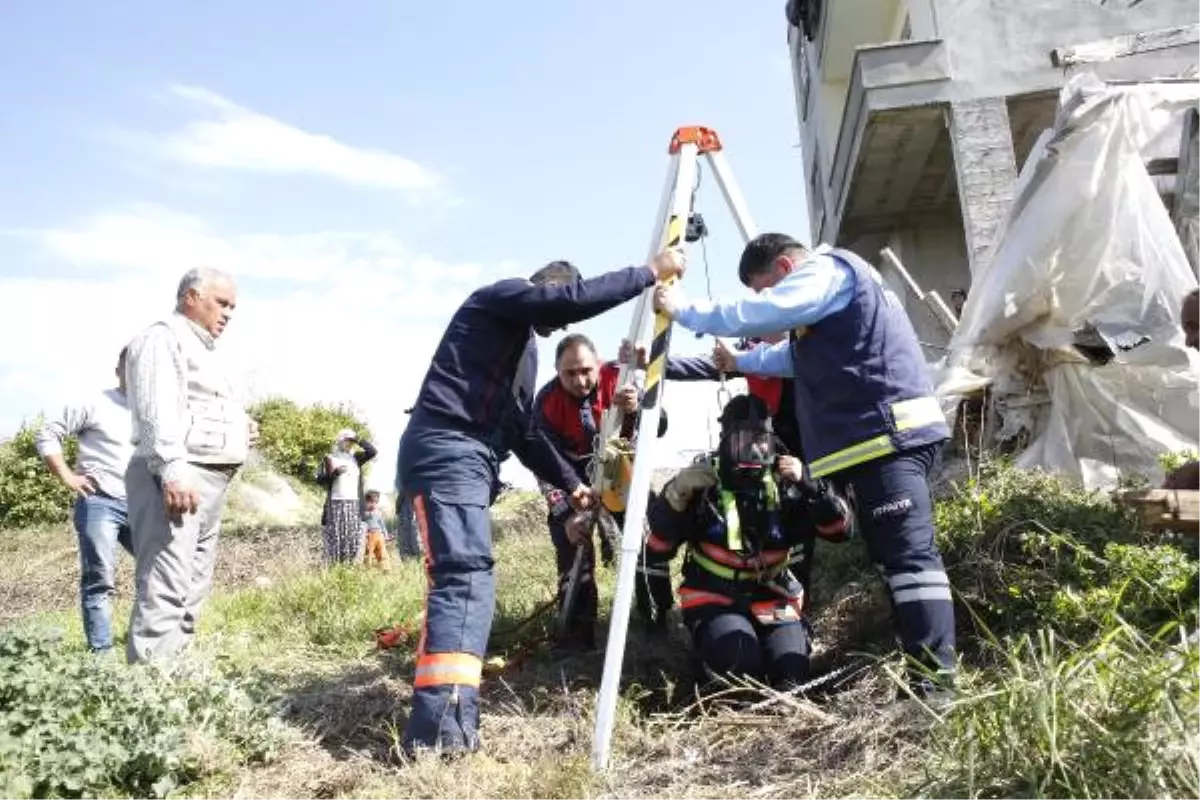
[714,393,856,546]
[713,395,782,553]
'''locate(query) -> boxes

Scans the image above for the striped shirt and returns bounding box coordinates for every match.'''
[126,312,250,486]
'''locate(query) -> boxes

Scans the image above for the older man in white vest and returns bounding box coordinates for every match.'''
[124,266,256,664]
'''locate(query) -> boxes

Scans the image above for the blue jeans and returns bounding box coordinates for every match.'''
[72,494,133,652]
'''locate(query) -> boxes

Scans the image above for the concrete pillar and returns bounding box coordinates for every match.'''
[948,97,1019,277]
[904,0,937,39]
[1174,108,1198,276]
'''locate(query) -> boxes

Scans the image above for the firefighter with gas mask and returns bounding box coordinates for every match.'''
[634,393,853,689]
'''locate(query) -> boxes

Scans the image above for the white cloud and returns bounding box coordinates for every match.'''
[21,204,485,288]
[0,207,496,491]
[156,85,441,195]
[2,206,743,494]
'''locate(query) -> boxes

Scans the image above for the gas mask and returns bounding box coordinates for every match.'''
[717,395,776,491]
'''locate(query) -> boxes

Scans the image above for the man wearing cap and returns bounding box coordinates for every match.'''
[654,232,956,699]
[398,248,686,757]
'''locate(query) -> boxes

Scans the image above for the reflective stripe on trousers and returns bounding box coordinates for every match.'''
[886,569,952,605]
[414,652,483,688]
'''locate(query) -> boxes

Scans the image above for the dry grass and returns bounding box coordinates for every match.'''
[0,523,322,627]
[0,489,928,799]
[3,475,1196,799]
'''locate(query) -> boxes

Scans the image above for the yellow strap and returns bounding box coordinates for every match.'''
[691,550,788,582]
[719,490,743,552]
[717,472,778,552]
[763,472,779,507]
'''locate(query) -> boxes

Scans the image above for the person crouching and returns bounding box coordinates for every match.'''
[635,394,853,689]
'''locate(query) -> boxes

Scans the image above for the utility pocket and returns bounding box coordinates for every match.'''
[185,413,228,455]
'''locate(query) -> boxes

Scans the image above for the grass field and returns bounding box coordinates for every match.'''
[1,471,1196,799]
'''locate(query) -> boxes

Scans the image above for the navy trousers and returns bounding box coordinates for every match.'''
[835,442,957,687]
[397,422,498,755]
[685,606,812,689]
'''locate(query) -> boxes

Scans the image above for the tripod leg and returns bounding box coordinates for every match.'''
[593,139,701,771]
[704,150,759,244]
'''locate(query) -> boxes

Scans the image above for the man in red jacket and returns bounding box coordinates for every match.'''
[533,333,668,648]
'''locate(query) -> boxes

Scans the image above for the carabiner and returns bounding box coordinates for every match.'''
[716,375,732,411]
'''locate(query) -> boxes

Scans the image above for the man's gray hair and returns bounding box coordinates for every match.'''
[176,266,233,310]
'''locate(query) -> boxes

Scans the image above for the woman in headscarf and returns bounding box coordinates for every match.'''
[317,428,378,564]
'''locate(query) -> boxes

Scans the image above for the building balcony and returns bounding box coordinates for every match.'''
[821,38,953,245]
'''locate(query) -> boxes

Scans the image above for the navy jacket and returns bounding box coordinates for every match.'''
[789,250,949,477]
[533,361,670,487]
[410,266,656,491]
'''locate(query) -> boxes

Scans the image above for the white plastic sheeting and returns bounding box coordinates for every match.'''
[937,73,1200,489]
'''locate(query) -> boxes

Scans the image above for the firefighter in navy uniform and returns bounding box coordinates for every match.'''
[398,248,686,757]
[533,333,669,650]
[634,394,853,689]
[655,231,956,697]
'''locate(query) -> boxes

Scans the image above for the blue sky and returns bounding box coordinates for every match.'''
[0,1,810,490]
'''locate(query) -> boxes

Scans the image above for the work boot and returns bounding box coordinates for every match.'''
[401,685,482,760]
[890,667,956,717]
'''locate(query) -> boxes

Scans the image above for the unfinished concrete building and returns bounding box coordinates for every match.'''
[785,0,1200,353]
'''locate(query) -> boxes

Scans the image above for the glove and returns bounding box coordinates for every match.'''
[663,462,717,512]
[800,479,856,543]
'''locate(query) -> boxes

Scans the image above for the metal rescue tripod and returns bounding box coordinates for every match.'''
[579,125,760,771]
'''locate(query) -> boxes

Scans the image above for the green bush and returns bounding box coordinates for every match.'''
[936,462,1199,644]
[0,631,284,799]
[249,397,375,486]
[0,419,77,529]
[1159,448,1199,474]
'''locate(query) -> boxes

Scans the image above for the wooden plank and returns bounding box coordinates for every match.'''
[879,247,960,334]
[1113,489,1200,534]
[1050,24,1200,68]
[879,246,925,298]
[924,290,961,334]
